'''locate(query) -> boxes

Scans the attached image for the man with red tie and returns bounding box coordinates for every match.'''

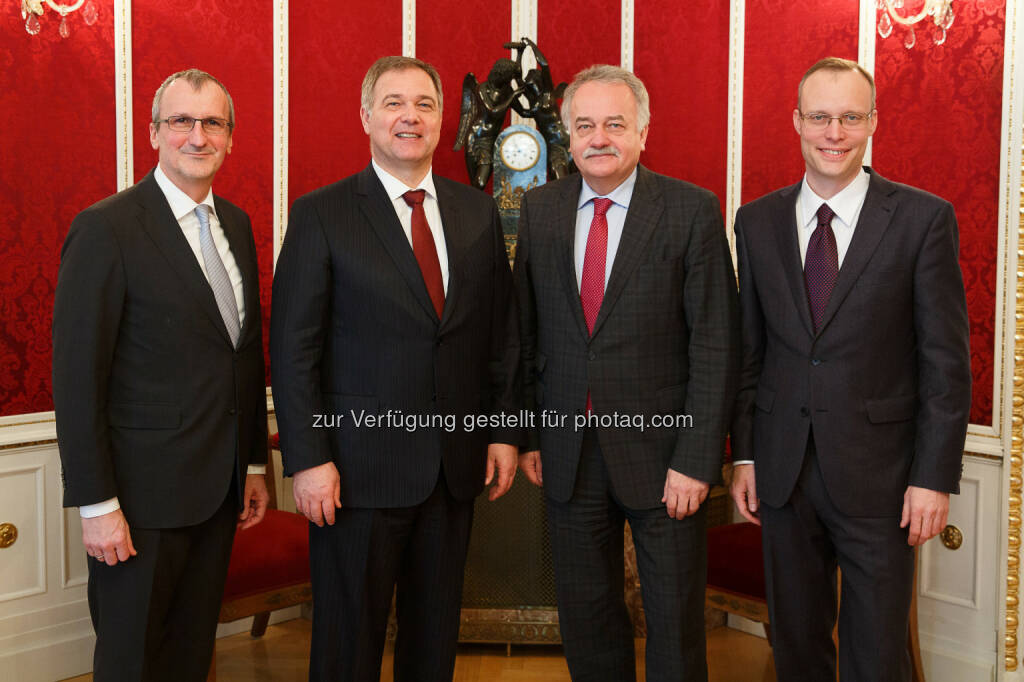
[270,56,520,681]
[514,64,740,681]
[730,57,971,680]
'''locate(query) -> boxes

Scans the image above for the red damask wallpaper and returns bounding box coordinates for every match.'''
[0,1,1007,427]
[742,0,860,204]
[131,0,275,382]
[635,0,730,207]
[0,1,116,415]
[873,0,1005,425]
[288,0,402,204]
[419,0,515,184]
[538,0,621,97]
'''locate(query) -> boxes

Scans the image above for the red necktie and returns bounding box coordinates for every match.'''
[580,198,613,334]
[580,198,613,414]
[804,203,838,333]
[402,190,445,318]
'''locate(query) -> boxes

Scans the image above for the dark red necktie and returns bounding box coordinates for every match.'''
[804,203,838,333]
[580,198,613,334]
[580,197,613,413]
[402,190,445,318]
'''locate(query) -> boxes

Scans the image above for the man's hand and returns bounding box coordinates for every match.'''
[293,461,342,527]
[238,473,270,530]
[82,509,137,566]
[518,450,543,487]
[900,485,950,546]
[730,463,761,525]
[485,443,517,501]
[662,469,710,520]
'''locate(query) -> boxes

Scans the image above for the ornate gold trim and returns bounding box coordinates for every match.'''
[1006,137,1024,671]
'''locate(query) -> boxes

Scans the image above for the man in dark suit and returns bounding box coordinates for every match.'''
[270,56,519,681]
[514,64,739,681]
[53,69,270,681]
[730,57,971,681]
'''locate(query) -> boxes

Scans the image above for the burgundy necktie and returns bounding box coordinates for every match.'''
[804,203,838,333]
[580,198,613,414]
[402,190,445,318]
[580,198,613,334]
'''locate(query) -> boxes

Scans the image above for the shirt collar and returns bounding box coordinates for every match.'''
[798,168,870,229]
[154,164,216,222]
[372,160,437,202]
[578,167,638,210]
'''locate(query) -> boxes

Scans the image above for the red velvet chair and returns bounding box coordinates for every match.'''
[705,521,925,682]
[208,434,311,680]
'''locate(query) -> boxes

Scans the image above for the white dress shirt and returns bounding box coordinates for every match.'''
[372,160,450,293]
[733,169,871,468]
[80,165,263,519]
[796,168,870,268]
[574,168,638,291]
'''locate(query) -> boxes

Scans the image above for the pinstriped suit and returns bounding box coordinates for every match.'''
[515,165,740,680]
[270,164,518,681]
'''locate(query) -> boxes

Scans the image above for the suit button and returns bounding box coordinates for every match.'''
[799,407,809,417]
[811,358,822,366]
[589,352,597,360]
[228,408,236,415]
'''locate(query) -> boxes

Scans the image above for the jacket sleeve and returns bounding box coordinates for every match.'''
[269,196,334,476]
[52,210,126,507]
[670,191,741,484]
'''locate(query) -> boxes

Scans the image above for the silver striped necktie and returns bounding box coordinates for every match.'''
[195,204,240,347]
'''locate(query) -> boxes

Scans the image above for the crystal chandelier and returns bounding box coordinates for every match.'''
[877,0,955,49]
[21,0,99,38]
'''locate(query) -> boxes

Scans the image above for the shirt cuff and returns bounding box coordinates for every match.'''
[80,497,120,518]
[247,464,267,475]
[731,460,755,466]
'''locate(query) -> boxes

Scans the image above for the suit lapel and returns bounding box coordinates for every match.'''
[554,175,589,341]
[134,172,235,345]
[435,179,469,329]
[814,170,897,335]
[773,183,815,338]
[591,166,662,338]
[356,165,439,323]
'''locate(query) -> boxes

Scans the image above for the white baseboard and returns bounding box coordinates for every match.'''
[726,613,767,639]
[215,606,303,638]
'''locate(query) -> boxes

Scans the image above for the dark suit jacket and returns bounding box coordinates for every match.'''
[731,168,971,517]
[53,170,268,529]
[515,165,740,509]
[270,164,518,507]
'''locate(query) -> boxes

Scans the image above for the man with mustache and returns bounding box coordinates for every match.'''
[514,64,739,681]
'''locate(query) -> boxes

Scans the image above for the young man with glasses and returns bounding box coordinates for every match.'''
[53,68,269,680]
[730,57,971,681]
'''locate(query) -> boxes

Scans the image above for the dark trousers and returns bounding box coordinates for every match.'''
[87,487,238,682]
[308,471,474,682]
[760,438,915,682]
[546,429,708,682]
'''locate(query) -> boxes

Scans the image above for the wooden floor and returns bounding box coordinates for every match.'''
[64,619,775,681]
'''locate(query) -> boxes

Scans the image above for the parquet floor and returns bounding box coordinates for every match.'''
[64,619,776,681]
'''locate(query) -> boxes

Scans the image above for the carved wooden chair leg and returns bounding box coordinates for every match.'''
[250,611,272,637]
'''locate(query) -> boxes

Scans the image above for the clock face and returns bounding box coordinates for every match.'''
[499,131,541,171]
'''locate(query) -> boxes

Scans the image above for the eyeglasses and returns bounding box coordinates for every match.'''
[798,111,874,129]
[156,116,233,135]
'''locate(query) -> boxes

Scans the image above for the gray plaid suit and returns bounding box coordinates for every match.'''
[514,165,740,681]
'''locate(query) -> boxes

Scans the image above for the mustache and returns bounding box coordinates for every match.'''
[582,146,620,159]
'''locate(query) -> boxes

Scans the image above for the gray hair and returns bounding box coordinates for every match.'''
[561,64,651,130]
[151,68,235,128]
[798,57,876,111]
[361,56,444,113]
